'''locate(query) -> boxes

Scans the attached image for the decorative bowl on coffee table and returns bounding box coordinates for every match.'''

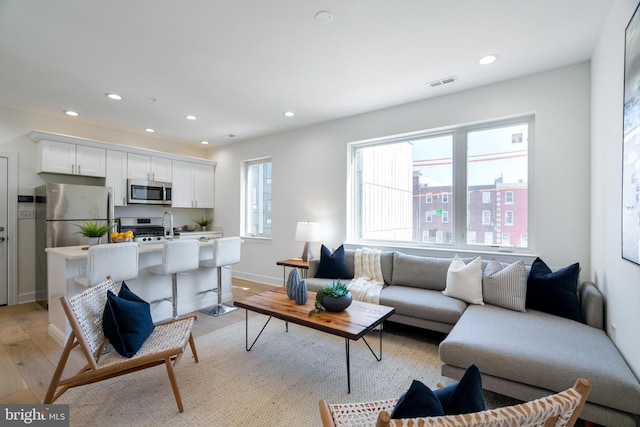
[321,293,353,312]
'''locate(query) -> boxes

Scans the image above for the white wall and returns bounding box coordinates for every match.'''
[213,63,592,288]
[0,107,213,300]
[591,0,640,377]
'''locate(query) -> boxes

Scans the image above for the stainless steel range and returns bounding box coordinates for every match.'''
[119,217,170,244]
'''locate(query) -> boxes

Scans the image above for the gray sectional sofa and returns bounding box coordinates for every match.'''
[306,249,640,427]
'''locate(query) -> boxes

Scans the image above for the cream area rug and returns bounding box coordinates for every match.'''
[58,319,516,426]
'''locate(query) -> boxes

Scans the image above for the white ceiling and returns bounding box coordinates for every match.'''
[0,0,613,147]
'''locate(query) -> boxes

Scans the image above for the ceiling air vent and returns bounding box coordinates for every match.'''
[428,76,457,88]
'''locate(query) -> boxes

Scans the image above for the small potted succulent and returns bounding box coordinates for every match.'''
[75,220,112,245]
[308,281,352,317]
[194,216,214,231]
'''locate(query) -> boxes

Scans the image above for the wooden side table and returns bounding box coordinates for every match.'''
[276,258,309,285]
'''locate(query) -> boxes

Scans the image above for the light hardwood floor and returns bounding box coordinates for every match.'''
[0,278,273,404]
[0,280,599,427]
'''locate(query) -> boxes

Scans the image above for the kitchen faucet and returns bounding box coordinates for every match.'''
[163,211,174,240]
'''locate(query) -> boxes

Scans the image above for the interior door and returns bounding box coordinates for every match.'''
[0,157,8,305]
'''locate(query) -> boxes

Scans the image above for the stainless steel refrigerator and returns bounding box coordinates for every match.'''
[35,183,114,308]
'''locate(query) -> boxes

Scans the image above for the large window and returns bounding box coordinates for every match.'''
[349,116,532,250]
[243,158,272,237]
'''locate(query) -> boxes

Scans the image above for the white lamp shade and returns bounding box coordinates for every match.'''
[295,222,321,242]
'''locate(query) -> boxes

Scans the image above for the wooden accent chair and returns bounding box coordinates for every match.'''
[44,279,199,413]
[319,378,591,427]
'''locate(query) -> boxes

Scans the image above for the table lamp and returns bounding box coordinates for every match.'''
[295,221,321,261]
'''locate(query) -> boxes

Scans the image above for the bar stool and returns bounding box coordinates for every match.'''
[199,237,242,316]
[74,242,139,287]
[147,239,200,319]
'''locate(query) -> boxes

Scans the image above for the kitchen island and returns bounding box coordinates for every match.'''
[45,241,232,345]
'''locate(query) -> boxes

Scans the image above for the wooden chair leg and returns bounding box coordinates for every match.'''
[43,332,77,404]
[165,357,184,413]
[188,334,199,363]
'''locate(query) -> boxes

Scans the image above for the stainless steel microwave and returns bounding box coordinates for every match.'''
[127,179,172,206]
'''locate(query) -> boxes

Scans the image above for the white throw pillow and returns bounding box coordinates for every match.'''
[443,255,484,305]
[482,259,527,312]
[354,248,365,278]
[354,247,384,283]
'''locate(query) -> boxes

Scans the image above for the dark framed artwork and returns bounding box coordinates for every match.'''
[623,3,640,265]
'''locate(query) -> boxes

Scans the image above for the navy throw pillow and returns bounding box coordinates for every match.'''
[315,244,350,279]
[391,379,445,419]
[103,282,155,358]
[526,257,583,323]
[434,364,485,415]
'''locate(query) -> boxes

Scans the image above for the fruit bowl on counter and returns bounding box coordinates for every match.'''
[111,237,133,243]
[110,230,134,243]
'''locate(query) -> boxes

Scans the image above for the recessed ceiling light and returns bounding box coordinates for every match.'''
[144,128,155,133]
[315,11,333,24]
[106,93,122,100]
[283,111,295,117]
[185,115,197,120]
[200,140,209,145]
[64,110,79,117]
[479,54,498,65]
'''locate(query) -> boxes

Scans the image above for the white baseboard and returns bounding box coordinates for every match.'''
[18,291,36,304]
[48,323,67,346]
[233,271,280,287]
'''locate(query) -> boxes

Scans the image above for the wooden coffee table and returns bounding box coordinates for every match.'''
[234,287,395,393]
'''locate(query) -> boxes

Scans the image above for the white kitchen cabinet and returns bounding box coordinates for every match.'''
[193,163,214,208]
[105,150,128,206]
[171,160,214,208]
[170,160,192,207]
[38,140,106,177]
[127,153,172,182]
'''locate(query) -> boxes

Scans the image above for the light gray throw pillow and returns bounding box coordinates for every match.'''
[482,259,527,312]
[391,252,452,290]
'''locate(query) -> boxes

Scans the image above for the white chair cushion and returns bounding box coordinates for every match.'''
[149,240,200,275]
[75,242,139,287]
[200,237,241,268]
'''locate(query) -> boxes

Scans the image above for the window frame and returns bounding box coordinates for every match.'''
[482,210,491,225]
[505,210,514,226]
[347,115,534,253]
[482,191,491,204]
[241,156,272,239]
[505,190,514,204]
[502,232,511,246]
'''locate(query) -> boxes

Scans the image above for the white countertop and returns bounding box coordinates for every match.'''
[46,240,215,260]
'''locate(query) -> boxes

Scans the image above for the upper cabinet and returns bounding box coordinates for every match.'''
[127,153,172,182]
[105,150,128,206]
[29,131,215,210]
[193,163,214,208]
[37,140,106,177]
[171,160,214,208]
